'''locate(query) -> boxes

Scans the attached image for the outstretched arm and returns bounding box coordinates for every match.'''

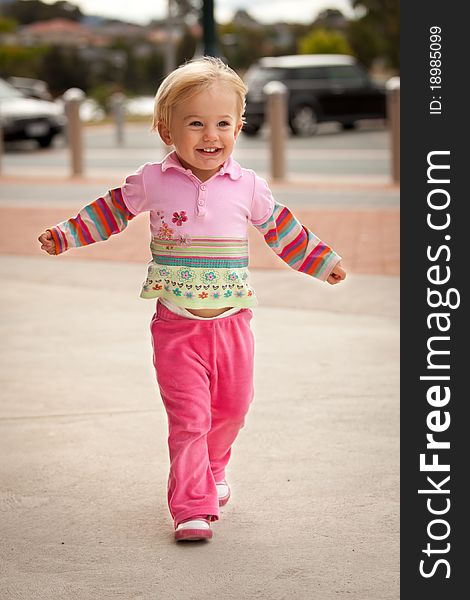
[253,202,346,284]
[38,188,135,255]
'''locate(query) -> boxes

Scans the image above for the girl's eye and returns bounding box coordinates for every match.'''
[218,121,230,127]
[189,121,203,127]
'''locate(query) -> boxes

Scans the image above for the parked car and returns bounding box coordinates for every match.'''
[243,54,387,136]
[0,77,66,148]
[7,76,53,101]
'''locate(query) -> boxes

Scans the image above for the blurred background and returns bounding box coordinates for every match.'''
[0,0,399,133]
[0,4,400,597]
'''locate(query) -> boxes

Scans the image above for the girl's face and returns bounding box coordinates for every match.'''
[158,82,243,182]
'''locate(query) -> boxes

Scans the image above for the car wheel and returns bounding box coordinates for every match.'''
[290,105,318,136]
[37,134,54,148]
[242,123,261,136]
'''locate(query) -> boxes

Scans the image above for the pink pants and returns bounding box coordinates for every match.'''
[150,301,255,527]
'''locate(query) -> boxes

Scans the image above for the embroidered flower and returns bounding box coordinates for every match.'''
[241,271,249,281]
[172,211,188,227]
[164,284,171,292]
[224,290,232,298]
[159,268,171,278]
[175,232,192,247]
[152,283,163,290]
[177,267,195,282]
[248,290,253,296]
[158,222,174,240]
[225,271,239,282]
[212,291,221,300]
[198,292,209,299]
[173,288,182,297]
[202,270,219,283]
[185,291,194,299]
[235,290,244,297]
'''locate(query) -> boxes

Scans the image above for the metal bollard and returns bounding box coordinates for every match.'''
[63,87,85,177]
[386,77,400,184]
[0,120,3,176]
[110,92,126,146]
[263,81,288,181]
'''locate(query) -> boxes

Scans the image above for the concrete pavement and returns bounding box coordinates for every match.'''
[0,123,399,599]
[0,257,399,600]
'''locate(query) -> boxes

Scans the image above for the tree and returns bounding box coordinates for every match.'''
[298,28,352,55]
[348,0,399,69]
[2,0,83,25]
[0,16,18,33]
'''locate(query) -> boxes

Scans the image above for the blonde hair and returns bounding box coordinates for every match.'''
[152,57,247,130]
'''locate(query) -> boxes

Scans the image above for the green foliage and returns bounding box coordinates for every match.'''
[219,23,271,70]
[0,16,18,33]
[2,0,83,25]
[346,19,383,69]
[38,45,89,95]
[298,28,352,55]
[349,0,399,69]
[0,45,47,79]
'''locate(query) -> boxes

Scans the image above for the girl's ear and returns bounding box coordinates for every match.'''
[234,120,243,139]
[157,121,172,146]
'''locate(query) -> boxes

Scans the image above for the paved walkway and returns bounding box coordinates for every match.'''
[0,257,399,600]
[0,130,399,599]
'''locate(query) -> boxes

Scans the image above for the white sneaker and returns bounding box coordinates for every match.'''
[216,481,231,506]
[175,517,212,541]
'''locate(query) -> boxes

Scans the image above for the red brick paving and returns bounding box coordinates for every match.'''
[0,205,399,276]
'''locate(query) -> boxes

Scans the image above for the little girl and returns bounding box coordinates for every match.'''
[38,57,346,542]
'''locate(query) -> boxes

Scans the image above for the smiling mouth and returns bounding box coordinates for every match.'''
[197,148,222,155]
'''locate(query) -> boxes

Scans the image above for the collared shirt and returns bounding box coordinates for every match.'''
[122,151,275,238]
[48,151,341,309]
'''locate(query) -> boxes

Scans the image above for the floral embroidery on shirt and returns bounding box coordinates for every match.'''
[224,290,233,298]
[202,270,219,283]
[235,290,244,297]
[175,232,192,247]
[225,271,239,283]
[173,288,182,296]
[198,292,209,299]
[185,291,194,299]
[159,268,171,278]
[212,291,221,300]
[158,222,174,240]
[177,267,195,282]
[172,211,188,227]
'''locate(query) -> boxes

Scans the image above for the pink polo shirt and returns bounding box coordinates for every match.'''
[122,151,275,308]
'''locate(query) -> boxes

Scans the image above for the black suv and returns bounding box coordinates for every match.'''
[243,54,387,136]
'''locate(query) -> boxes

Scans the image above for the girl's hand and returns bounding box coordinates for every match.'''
[38,230,56,255]
[327,262,346,285]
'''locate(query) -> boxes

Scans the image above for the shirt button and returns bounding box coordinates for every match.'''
[200,184,206,190]
[198,199,204,206]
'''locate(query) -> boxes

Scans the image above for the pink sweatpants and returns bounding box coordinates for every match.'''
[150,301,255,527]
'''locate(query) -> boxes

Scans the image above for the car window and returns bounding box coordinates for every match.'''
[0,78,24,100]
[245,67,287,86]
[288,67,328,80]
[325,65,369,85]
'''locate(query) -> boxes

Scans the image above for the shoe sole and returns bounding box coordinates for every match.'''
[218,489,231,507]
[175,528,213,541]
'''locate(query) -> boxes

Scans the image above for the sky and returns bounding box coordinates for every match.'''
[42,0,356,26]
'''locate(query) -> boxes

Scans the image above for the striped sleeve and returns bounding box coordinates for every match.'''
[47,188,135,255]
[253,202,341,281]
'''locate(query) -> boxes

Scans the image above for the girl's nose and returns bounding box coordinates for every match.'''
[203,127,218,141]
